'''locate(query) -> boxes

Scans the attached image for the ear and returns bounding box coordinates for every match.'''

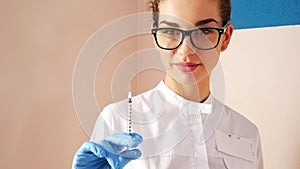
[220,24,234,52]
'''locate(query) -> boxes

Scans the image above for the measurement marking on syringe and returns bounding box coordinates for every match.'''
[128,91,132,134]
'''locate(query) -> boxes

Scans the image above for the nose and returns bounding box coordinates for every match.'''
[175,36,196,61]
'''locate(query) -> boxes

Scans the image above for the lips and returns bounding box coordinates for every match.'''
[174,62,201,72]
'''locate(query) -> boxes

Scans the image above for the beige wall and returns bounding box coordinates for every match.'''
[1,0,299,169]
[221,26,300,169]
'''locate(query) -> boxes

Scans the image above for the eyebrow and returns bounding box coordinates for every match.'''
[159,20,180,27]
[195,18,219,26]
[159,18,219,27]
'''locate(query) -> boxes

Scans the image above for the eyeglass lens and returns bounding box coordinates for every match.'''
[156,28,220,49]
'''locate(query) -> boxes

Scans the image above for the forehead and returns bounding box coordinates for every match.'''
[159,0,221,26]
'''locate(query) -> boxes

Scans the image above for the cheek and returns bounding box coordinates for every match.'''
[158,50,173,68]
[218,36,226,51]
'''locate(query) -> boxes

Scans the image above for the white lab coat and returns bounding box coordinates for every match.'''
[91,81,263,169]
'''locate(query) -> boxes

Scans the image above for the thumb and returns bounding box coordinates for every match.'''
[120,149,142,159]
[105,132,143,148]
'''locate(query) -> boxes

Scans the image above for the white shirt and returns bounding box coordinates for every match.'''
[91,81,263,169]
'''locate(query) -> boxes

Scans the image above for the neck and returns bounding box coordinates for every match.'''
[164,74,210,103]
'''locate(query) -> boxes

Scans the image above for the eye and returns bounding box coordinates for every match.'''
[201,28,213,34]
[161,28,180,36]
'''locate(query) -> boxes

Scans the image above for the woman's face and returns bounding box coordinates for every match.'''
[156,0,233,85]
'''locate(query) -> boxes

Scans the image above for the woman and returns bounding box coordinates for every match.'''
[72,0,263,168]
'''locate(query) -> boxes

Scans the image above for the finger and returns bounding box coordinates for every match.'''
[105,153,121,169]
[76,142,106,158]
[118,149,142,167]
[105,150,141,169]
[105,132,143,148]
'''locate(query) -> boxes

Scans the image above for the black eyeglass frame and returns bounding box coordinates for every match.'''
[151,25,228,50]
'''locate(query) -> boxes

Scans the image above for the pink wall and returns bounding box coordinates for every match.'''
[0,1,137,168]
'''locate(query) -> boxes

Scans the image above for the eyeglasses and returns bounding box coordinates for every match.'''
[151,25,227,50]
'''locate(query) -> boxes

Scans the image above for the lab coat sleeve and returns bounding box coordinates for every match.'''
[90,104,114,143]
[255,129,264,169]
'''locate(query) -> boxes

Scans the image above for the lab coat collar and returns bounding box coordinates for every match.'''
[155,81,213,114]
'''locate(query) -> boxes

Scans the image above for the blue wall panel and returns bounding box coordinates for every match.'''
[231,0,300,29]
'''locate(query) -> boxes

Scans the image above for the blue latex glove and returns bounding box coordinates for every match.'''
[72,132,143,169]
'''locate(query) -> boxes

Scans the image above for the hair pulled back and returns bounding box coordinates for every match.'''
[148,0,231,27]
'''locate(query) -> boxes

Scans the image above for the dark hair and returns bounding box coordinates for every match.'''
[148,0,231,27]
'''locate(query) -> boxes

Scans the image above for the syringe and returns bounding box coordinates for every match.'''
[128,91,132,134]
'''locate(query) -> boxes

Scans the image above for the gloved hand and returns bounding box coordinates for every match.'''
[72,132,143,169]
